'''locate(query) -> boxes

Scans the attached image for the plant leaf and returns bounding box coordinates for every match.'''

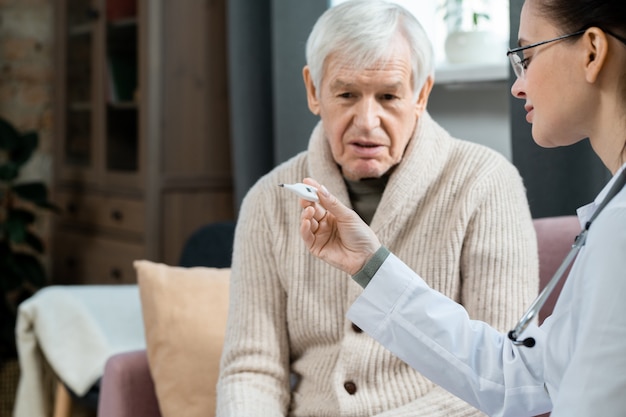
[0,243,22,291]
[24,231,44,254]
[5,209,39,245]
[10,131,38,166]
[13,253,47,287]
[0,162,19,181]
[37,200,62,213]
[8,209,36,224]
[0,118,20,151]
[13,182,48,205]
[12,182,59,212]
[5,215,28,244]
[472,12,490,26]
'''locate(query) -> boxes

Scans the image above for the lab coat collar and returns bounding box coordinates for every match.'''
[576,162,626,228]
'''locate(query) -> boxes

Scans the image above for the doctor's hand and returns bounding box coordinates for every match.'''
[299,178,381,276]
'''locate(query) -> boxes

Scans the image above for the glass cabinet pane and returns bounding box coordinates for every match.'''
[64,15,93,168]
[106,106,138,171]
[65,107,91,166]
[68,0,97,27]
[66,32,92,104]
[106,17,139,172]
[106,20,137,103]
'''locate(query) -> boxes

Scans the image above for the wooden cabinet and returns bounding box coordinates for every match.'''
[52,0,234,284]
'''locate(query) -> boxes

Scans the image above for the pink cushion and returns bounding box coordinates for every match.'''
[98,350,161,417]
[532,215,580,324]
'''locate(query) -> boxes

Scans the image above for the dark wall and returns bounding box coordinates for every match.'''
[227,0,325,209]
[508,0,609,218]
[271,0,324,163]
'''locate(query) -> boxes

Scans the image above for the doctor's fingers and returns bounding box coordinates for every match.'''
[302,204,327,229]
[300,206,319,247]
[299,199,327,221]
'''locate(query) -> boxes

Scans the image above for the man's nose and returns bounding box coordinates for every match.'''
[354,97,381,130]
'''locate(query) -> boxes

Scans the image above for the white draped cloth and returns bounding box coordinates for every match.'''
[13,285,146,417]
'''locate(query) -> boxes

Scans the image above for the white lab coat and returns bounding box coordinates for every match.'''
[347,164,626,417]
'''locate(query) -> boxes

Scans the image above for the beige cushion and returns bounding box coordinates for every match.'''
[134,260,230,417]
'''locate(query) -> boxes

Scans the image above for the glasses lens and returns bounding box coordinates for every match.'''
[508,52,524,79]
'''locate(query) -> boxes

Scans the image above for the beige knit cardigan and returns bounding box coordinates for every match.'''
[217,113,539,417]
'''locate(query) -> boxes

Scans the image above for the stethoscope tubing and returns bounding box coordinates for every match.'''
[508,167,626,347]
[508,230,586,344]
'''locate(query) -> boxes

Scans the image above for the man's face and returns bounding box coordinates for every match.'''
[303,36,432,181]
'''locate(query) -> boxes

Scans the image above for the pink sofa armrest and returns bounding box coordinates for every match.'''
[98,350,161,417]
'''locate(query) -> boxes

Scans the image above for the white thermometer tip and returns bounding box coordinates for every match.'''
[279,183,319,203]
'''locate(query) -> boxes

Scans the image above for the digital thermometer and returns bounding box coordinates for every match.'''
[279,183,319,203]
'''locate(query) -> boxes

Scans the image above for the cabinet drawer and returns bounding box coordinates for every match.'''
[56,191,145,234]
[52,232,145,285]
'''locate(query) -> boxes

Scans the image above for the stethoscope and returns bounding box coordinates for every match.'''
[508,167,626,348]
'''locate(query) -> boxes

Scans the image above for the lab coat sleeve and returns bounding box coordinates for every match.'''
[347,254,552,417]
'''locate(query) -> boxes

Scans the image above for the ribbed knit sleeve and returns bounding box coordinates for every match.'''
[217,156,307,416]
[457,148,538,331]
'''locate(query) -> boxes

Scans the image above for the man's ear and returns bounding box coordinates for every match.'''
[303,66,320,115]
[415,75,434,117]
[583,27,609,83]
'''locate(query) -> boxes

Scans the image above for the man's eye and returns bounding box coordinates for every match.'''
[339,92,353,98]
[381,94,397,100]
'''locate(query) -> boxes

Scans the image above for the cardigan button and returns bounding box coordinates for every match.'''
[344,381,357,395]
[351,323,363,333]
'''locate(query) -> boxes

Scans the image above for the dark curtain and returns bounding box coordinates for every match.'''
[508,0,610,218]
[227,0,326,212]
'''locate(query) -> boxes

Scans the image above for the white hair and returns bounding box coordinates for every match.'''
[305,0,434,100]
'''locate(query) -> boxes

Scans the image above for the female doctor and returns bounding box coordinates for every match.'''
[298,0,626,415]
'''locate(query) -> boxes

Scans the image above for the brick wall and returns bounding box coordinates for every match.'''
[0,0,55,271]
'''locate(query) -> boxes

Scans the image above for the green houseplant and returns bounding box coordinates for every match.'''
[442,0,490,32]
[0,116,58,360]
[440,0,502,64]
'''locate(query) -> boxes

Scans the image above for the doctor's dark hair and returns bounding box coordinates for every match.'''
[536,0,626,40]
[305,0,433,101]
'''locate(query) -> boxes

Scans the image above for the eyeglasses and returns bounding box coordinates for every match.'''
[508,28,626,79]
[507,30,586,79]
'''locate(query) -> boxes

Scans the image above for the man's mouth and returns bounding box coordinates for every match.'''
[350,141,383,156]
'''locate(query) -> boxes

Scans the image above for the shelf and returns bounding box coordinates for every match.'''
[108,17,138,28]
[68,102,92,111]
[69,23,94,36]
[108,101,138,110]
[434,61,509,85]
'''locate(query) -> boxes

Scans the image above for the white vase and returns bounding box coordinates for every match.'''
[444,30,504,64]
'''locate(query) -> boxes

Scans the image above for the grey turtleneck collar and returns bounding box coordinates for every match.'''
[344,175,390,224]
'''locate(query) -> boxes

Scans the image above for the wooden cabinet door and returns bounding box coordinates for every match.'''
[52,230,144,285]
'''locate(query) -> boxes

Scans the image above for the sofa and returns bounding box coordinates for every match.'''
[97,215,581,417]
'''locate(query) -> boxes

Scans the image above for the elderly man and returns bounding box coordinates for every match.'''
[217,1,538,416]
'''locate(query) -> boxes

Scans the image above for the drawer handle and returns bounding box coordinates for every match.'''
[110,268,122,280]
[85,7,100,20]
[66,203,78,214]
[111,210,124,221]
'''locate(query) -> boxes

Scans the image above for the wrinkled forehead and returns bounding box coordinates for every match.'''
[322,34,413,81]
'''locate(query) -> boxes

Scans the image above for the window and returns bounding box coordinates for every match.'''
[329,0,509,67]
